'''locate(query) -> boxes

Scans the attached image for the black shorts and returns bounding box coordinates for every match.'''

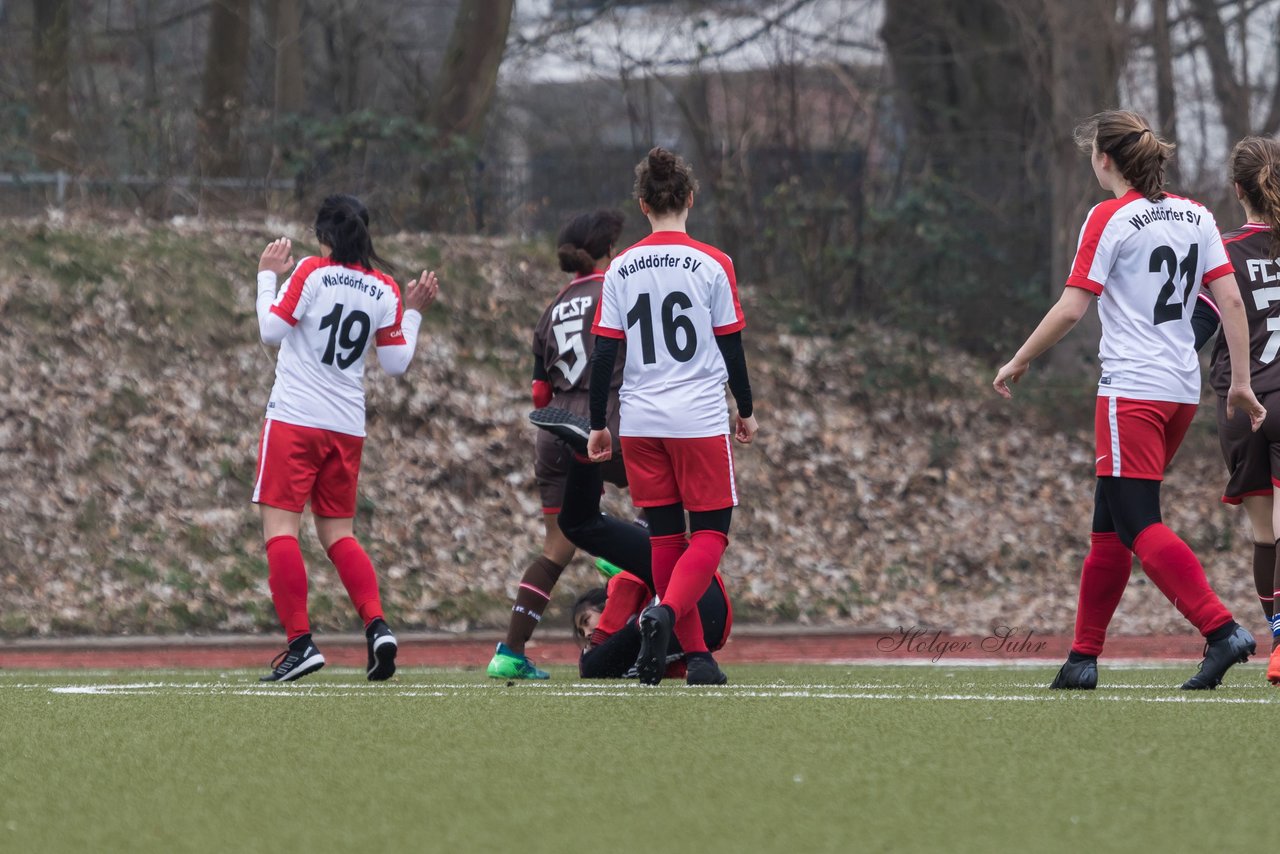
[1216,390,1280,504]
[534,394,625,512]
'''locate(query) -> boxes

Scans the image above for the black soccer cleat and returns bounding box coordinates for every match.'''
[365,618,398,682]
[260,635,326,682]
[529,407,591,455]
[685,652,728,686]
[637,604,674,686]
[1048,655,1097,690]
[1182,623,1255,690]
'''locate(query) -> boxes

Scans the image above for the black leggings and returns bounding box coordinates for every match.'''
[1091,476,1162,549]
[557,458,654,590]
[645,503,733,537]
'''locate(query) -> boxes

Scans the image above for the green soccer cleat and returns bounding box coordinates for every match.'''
[594,557,624,579]
[486,642,550,680]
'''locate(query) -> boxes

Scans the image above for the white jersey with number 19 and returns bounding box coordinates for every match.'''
[264,256,406,437]
[592,231,745,438]
[1067,189,1233,403]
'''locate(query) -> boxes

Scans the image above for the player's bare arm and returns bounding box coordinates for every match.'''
[993,287,1093,398]
[258,238,294,277]
[1206,270,1267,430]
[405,270,440,313]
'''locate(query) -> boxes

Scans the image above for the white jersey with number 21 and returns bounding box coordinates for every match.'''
[592,231,746,438]
[1066,188,1234,404]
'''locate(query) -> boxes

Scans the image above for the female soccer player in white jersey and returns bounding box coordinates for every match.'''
[993,111,1265,690]
[252,194,438,682]
[587,148,758,685]
[1190,136,1280,682]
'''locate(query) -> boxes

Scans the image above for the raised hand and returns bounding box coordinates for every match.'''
[258,238,294,277]
[405,270,440,313]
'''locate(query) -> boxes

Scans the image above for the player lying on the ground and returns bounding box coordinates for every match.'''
[531,407,732,684]
[571,566,731,680]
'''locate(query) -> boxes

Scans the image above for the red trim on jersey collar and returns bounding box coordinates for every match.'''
[1242,222,1271,230]
[569,271,606,285]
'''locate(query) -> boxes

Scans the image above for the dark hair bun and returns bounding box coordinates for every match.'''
[557,242,596,275]
[648,148,676,180]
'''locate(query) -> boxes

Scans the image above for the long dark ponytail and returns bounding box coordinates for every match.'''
[313,194,391,273]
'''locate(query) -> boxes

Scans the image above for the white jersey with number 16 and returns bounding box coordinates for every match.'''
[592,231,746,438]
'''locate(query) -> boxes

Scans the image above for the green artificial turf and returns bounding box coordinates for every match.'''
[0,664,1273,853]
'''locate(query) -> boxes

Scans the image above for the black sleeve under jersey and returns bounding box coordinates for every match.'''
[579,621,642,679]
[1191,297,1221,353]
[589,336,620,430]
[532,356,548,382]
[715,331,753,418]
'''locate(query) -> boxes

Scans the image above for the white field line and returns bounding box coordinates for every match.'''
[18,681,1279,704]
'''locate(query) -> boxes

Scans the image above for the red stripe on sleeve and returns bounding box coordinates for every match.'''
[1065,276,1104,295]
[591,283,624,337]
[591,323,626,339]
[1202,262,1235,285]
[1066,194,1136,294]
[274,256,325,323]
[269,304,299,326]
[373,270,406,346]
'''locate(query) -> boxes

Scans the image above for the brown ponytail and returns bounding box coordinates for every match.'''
[633,147,699,215]
[1230,135,1280,259]
[556,209,625,275]
[1074,111,1175,202]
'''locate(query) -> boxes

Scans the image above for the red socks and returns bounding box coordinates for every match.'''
[1133,523,1233,637]
[1071,532,1132,656]
[597,572,651,638]
[328,536,384,627]
[266,535,310,642]
[662,530,728,656]
[649,534,687,597]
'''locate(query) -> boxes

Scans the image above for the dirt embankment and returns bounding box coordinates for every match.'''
[0,219,1259,638]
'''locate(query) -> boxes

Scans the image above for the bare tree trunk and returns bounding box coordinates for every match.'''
[1153,0,1178,156]
[31,0,74,169]
[198,0,251,178]
[430,0,514,138]
[1046,0,1122,287]
[271,0,306,116]
[1042,0,1122,372]
[1188,0,1250,142]
[419,0,514,230]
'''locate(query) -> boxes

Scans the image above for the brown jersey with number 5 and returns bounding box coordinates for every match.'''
[1206,225,1280,396]
[533,272,625,415]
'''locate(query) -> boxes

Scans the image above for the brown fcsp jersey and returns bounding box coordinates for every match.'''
[1207,225,1280,396]
[532,272,625,412]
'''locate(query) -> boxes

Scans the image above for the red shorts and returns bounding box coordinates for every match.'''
[620,435,737,511]
[1094,397,1196,480]
[252,419,364,516]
